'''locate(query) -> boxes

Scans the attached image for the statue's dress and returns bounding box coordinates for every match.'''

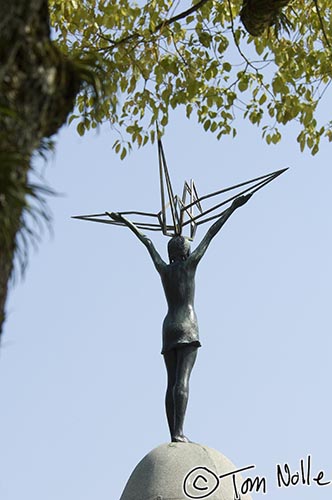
[160,259,201,354]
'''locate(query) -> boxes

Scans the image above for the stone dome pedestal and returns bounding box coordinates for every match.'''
[120,442,253,500]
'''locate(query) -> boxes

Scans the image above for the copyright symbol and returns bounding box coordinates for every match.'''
[183,466,220,499]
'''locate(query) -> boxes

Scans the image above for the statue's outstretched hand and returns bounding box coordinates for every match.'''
[231,193,252,210]
[107,211,123,222]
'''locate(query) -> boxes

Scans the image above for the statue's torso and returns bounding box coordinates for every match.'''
[160,260,201,353]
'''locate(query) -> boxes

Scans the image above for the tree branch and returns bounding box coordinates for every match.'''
[155,0,212,31]
[312,0,332,50]
[99,0,212,50]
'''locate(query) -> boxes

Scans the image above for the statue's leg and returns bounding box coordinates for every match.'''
[163,350,177,440]
[172,345,198,443]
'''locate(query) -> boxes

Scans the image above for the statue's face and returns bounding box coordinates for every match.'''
[168,236,191,263]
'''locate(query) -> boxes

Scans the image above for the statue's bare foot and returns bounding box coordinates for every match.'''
[172,434,190,443]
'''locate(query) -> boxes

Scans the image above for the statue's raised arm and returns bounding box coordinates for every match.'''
[106,212,166,273]
[190,194,252,266]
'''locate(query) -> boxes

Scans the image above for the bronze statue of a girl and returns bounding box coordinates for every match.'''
[108,194,251,442]
[74,140,286,442]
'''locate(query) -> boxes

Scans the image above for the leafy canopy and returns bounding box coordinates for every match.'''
[49,0,332,157]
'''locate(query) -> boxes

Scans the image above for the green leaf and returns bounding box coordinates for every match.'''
[203,119,211,131]
[259,94,267,105]
[238,79,249,92]
[77,122,85,136]
[120,147,127,160]
[68,114,79,125]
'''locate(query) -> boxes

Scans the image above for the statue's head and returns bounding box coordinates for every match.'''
[168,235,191,263]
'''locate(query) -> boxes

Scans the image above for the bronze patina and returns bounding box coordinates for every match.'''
[74,140,287,442]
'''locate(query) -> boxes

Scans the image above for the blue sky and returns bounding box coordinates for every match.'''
[0,102,331,499]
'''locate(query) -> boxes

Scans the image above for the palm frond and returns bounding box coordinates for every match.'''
[0,147,55,281]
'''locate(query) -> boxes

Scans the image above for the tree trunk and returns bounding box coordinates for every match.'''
[0,0,82,338]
